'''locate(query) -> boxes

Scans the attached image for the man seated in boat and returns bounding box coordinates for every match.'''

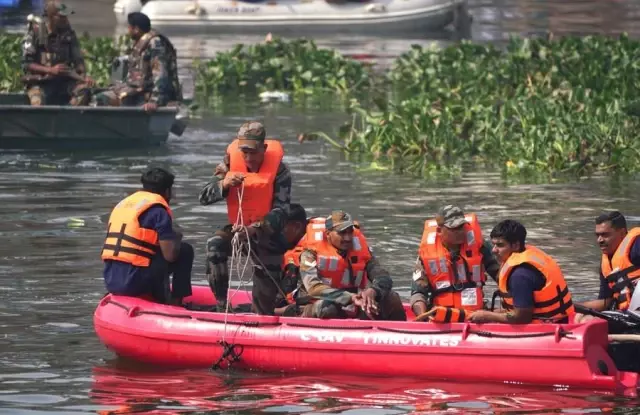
[21,1,94,106]
[468,220,575,324]
[199,121,292,315]
[93,12,181,113]
[575,211,640,323]
[410,205,500,323]
[281,210,407,320]
[102,168,194,306]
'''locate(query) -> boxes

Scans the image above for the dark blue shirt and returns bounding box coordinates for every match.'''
[507,263,546,308]
[103,205,176,295]
[598,238,640,300]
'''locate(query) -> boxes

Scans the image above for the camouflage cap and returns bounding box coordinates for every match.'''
[45,1,74,16]
[325,210,355,232]
[237,121,266,150]
[436,205,467,229]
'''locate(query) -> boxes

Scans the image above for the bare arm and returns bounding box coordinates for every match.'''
[410,258,430,315]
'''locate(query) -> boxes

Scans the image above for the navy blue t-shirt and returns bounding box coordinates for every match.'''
[103,205,176,295]
[598,238,640,300]
[507,263,546,308]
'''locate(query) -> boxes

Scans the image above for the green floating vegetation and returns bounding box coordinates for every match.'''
[194,37,373,102]
[0,33,124,92]
[333,34,640,178]
[1,32,639,179]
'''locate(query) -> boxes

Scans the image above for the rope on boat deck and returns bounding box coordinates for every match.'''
[211,340,244,371]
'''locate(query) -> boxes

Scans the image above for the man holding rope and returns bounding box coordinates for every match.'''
[199,121,292,315]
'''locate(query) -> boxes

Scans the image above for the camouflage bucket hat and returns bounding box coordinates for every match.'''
[325,210,355,232]
[45,1,74,16]
[237,121,266,150]
[437,205,467,229]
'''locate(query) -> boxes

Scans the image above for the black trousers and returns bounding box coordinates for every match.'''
[148,242,194,303]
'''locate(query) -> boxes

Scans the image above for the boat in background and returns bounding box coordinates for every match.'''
[113,0,469,34]
[0,93,184,149]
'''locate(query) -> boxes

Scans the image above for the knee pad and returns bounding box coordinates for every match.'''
[206,236,228,262]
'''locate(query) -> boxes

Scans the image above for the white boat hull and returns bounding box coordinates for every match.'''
[114,0,467,33]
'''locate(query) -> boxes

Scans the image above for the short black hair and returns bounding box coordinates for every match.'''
[127,12,151,33]
[595,211,627,230]
[490,219,527,248]
[287,203,307,224]
[141,167,174,194]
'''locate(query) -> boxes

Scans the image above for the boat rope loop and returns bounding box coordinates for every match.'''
[377,326,573,340]
[471,328,573,339]
[211,340,244,371]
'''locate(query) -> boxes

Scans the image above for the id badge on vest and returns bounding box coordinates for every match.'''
[461,288,478,306]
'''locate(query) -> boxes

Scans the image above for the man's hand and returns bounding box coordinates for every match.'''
[49,63,70,76]
[222,172,245,190]
[574,313,598,324]
[469,310,495,323]
[351,293,364,307]
[143,102,158,113]
[414,308,437,322]
[232,224,259,242]
[358,288,379,319]
[84,76,95,87]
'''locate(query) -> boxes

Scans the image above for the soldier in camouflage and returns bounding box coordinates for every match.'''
[21,1,94,106]
[294,211,407,321]
[410,205,500,318]
[93,12,181,113]
[199,121,292,315]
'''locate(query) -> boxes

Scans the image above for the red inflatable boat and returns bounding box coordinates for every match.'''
[94,285,640,391]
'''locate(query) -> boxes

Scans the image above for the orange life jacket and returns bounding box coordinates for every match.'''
[281,217,325,304]
[497,245,575,323]
[417,213,487,314]
[282,217,326,269]
[308,221,372,292]
[101,190,173,267]
[602,228,640,310]
[226,139,284,226]
[423,305,470,323]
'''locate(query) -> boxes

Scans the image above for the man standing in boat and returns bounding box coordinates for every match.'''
[410,205,500,323]
[21,0,93,106]
[468,219,575,324]
[93,12,181,113]
[286,210,407,320]
[575,211,640,322]
[102,168,194,306]
[199,121,292,315]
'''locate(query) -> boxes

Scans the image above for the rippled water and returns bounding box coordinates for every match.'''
[2,0,640,413]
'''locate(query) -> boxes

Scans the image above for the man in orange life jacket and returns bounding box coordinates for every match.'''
[575,211,640,323]
[410,205,500,323]
[276,203,310,311]
[102,168,194,305]
[293,210,407,320]
[468,220,575,324]
[199,121,292,315]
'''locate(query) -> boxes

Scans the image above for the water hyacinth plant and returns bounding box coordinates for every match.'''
[0,33,25,92]
[335,34,640,178]
[194,37,373,102]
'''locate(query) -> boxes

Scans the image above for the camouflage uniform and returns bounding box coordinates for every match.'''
[94,31,181,107]
[294,211,407,321]
[409,205,501,311]
[199,122,292,315]
[21,13,91,106]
